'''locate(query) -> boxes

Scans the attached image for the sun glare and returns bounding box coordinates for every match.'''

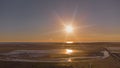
[65,25,74,33]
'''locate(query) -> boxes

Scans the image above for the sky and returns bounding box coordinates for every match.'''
[0,0,120,42]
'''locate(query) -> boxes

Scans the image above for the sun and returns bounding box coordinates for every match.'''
[65,25,74,33]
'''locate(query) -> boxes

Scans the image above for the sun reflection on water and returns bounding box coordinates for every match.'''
[68,58,72,62]
[66,49,73,54]
[66,41,74,44]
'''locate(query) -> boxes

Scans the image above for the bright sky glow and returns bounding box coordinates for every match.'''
[0,0,119,42]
